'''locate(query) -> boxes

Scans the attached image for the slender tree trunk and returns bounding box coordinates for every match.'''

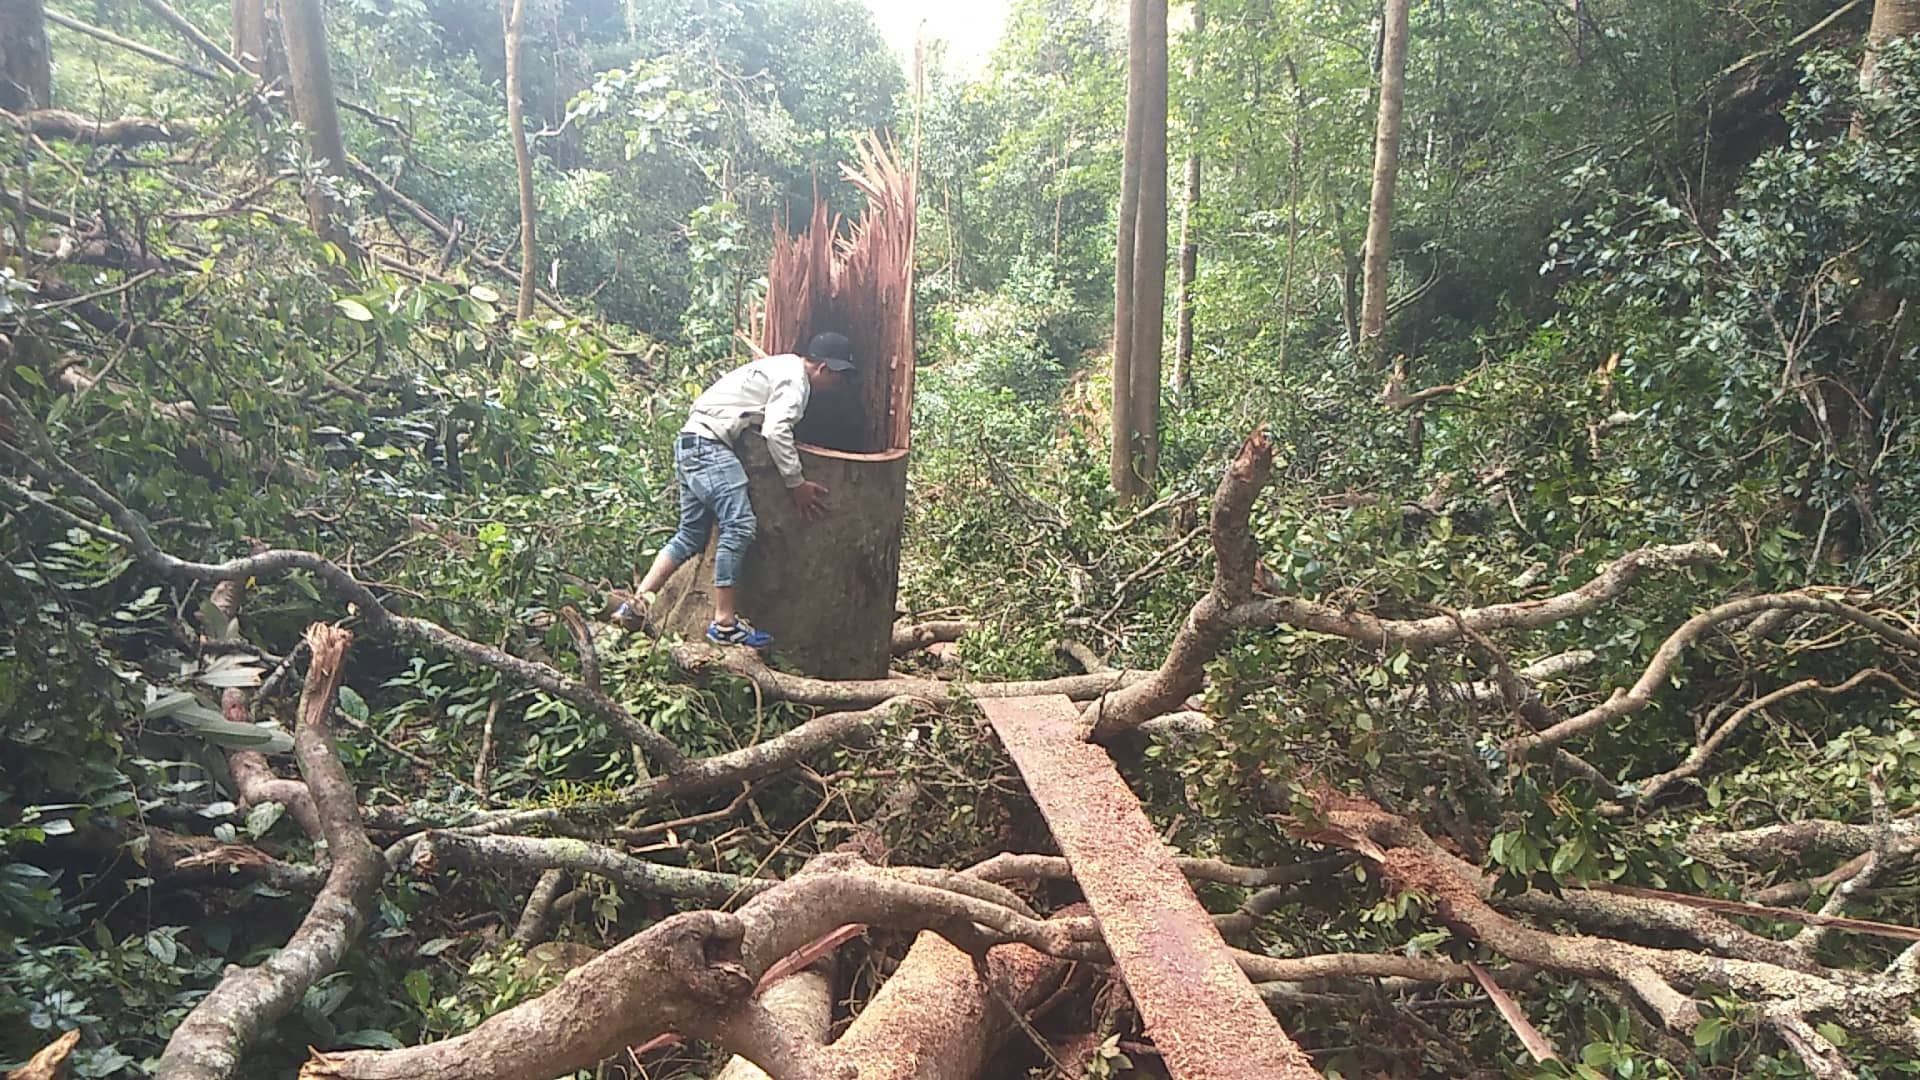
[275,0,357,258]
[1358,0,1411,371]
[1128,0,1170,495]
[1860,0,1919,94]
[1171,1,1203,401]
[503,0,537,320]
[1279,56,1303,375]
[1110,0,1147,501]
[0,0,52,111]
[230,0,283,83]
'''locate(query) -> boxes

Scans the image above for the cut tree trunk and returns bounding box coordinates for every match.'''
[655,433,908,680]
[1358,0,1411,371]
[1,0,52,111]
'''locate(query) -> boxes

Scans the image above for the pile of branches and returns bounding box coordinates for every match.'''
[8,390,1920,1078]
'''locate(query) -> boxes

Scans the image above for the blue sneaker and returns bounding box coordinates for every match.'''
[707,617,773,651]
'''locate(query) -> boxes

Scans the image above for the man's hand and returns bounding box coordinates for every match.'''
[791,480,829,519]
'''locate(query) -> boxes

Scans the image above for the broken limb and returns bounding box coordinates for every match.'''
[1,107,194,144]
[891,619,977,655]
[157,626,376,1080]
[1085,430,1276,738]
[1225,542,1727,645]
[1296,797,1920,1070]
[1633,668,1911,805]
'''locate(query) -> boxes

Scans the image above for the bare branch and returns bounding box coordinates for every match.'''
[1511,594,1920,756]
[2,107,194,144]
[158,626,377,1080]
[1226,542,1726,646]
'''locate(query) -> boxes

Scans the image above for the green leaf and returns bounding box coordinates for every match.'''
[337,1029,405,1050]
[468,284,501,303]
[245,801,285,839]
[337,685,370,723]
[403,969,433,1010]
[335,298,375,322]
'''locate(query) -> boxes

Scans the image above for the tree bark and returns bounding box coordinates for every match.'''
[1172,1,1203,400]
[274,0,357,257]
[655,433,909,679]
[0,0,52,112]
[502,0,537,321]
[230,0,284,82]
[1860,0,1919,93]
[825,931,1068,1080]
[1109,0,1146,502]
[1358,0,1411,371]
[1127,0,1169,493]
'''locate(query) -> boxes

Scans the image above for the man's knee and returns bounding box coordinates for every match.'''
[718,509,757,547]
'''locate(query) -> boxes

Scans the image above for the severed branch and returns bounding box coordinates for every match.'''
[1294,795,1920,1066]
[157,625,376,1080]
[1634,669,1910,806]
[891,619,976,655]
[301,854,1091,1080]
[1226,542,1727,645]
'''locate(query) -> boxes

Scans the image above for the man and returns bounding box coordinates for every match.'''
[612,332,855,648]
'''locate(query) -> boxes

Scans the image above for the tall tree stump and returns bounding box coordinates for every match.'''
[654,433,908,679]
[654,133,916,680]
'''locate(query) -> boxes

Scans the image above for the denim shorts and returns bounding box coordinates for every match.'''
[660,434,756,587]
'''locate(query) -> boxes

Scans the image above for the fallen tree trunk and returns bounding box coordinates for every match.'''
[1,107,192,144]
[826,931,1069,1080]
[157,625,377,1080]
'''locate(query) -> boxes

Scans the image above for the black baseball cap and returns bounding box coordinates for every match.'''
[806,332,856,373]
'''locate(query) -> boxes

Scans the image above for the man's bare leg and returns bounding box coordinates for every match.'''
[634,548,681,598]
[712,585,737,627]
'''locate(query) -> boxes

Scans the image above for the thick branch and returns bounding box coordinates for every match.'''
[302,856,1091,1080]
[891,619,976,655]
[1086,430,1274,737]
[158,625,376,1080]
[670,644,1143,709]
[2,107,194,144]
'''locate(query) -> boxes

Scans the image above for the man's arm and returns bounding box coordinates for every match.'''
[760,369,809,488]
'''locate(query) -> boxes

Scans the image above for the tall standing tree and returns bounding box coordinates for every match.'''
[0,0,52,111]
[1111,0,1168,500]
[503,0,537,320]
[276,0,357,258]
[1358,0,1411,372]
[230,0,283,82]
[1171,1,1204,401]
[1110,3,1145,501]
[1860,0,1918,93]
